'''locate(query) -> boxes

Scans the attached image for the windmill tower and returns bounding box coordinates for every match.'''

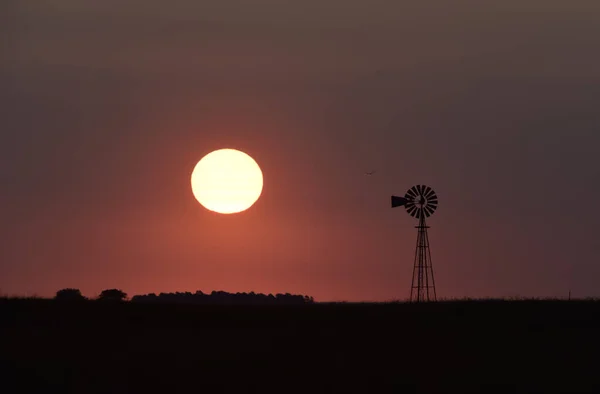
[391,185,438,302]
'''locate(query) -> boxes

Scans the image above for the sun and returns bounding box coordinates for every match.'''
[190,149,263,214]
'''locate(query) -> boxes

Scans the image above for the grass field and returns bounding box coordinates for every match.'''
[2,298,599,393]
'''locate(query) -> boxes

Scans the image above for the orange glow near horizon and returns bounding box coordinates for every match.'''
[191,149,263,214]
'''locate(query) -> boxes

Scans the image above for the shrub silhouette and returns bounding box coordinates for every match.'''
[98,289,127,301]
[131,290,315,305]
[55,288,86,301]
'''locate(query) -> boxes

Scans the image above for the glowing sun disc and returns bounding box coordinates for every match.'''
[191,149,263,214]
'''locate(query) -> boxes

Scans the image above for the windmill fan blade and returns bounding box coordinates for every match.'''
[406,205,416,215]
[425,205,436,216]
[409,186,419,197]
[423,186,431,197]
[391,195,407,208]
[410,207,419,217]
[415,208,423,218]
[424,186,434,198]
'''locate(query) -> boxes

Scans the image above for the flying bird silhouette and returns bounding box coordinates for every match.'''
[364,170,376,176]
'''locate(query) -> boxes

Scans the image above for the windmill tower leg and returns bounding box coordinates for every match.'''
[410,215,436,302]
[423,219,437,301]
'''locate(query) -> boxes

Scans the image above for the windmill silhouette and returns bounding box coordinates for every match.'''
[391,185,438,302]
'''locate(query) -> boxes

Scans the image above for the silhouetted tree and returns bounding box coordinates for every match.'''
[98,289,127,301]
[55,288,86,301]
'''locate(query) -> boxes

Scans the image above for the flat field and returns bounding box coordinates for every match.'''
[1,299,598,393]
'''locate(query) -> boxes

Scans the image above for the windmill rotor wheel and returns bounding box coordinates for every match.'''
[404,185,438,219]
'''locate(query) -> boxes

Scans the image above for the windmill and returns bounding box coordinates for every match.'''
[391,185,438,302]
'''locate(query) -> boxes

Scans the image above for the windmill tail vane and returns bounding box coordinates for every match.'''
[391,185,438,302]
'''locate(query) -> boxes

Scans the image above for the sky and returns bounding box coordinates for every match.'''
[1,0,600,301]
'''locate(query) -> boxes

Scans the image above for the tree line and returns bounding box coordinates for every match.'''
[55,288,315,304]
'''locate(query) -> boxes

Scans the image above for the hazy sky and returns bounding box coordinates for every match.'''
[2,1,600,301]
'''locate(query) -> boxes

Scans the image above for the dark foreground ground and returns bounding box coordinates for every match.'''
[1,298,599,394]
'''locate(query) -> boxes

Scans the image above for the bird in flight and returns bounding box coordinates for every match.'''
[364,170,376,176]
